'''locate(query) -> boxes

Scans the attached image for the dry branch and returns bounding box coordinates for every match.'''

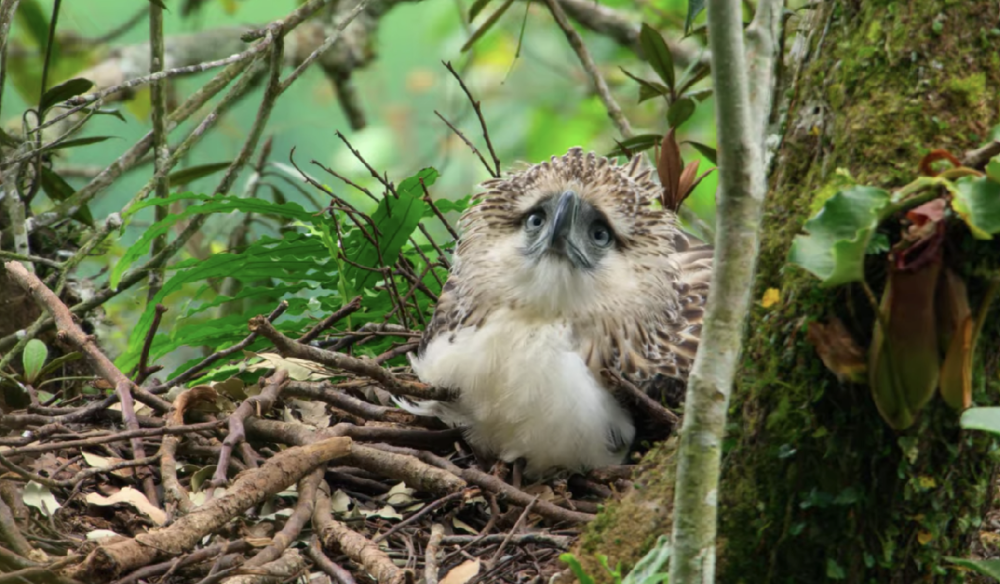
[66,436,351,580]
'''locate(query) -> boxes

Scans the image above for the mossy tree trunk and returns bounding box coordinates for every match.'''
[573,1,1000,582]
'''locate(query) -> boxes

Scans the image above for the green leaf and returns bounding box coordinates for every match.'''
[460,0,515,52]
[622,535,670,584]
[986,154,1000,183]
[959,407,1000,434]
[344,168,436,291]
[168,162,232,185]
[426,195,471,216]
[112,192,319,289]
[683,140,717,164]
[606,134,662,158]
[638,23,674,91]
[40,78,94,112]
[620,68,670,103]
[148,0,168,8]
[39,166,94,226]
[559,554,597,584]
[14,0,50,50]
[945,557,1000,580]
[788,186,891,286]
[45,135,114,152]
[468,0,492,21]
[684,0,705,35]
[22,339,48,384]
[667,97,696,128]
[951,176,1000,239]
[826,558,846,580]
[37,351,81,380]
[676,60,711,95]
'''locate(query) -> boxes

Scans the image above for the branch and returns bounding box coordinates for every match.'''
[668,0,777,581]
[543,0,634,139]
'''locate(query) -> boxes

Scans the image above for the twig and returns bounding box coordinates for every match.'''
[488,496,538,567]
[304,536,356,584]
[249,316,455,401]
[298,296,362,344]
[603,370,681,428]
[150,301,288,394]
[425,524,446,584]
[373,491,466,543]
[134,304,167,385]
[148,0,170,303]
[208,370,288,490]
[442,61,501,177]
[542,0,633,139]
[963,139,1000,169]
[314,486,409,584]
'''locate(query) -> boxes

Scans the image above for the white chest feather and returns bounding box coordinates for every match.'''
[408,311,635,477]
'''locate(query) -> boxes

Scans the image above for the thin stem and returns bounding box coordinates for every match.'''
[148,0,169,302]
[668,0,777,582]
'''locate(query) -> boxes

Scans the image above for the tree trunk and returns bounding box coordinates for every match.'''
[572,0,1000,581]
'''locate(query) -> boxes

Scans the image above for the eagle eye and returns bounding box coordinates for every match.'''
[590,221,612,247]
[525,210,546,230]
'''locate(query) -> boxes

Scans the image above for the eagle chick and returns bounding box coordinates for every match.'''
[402,147,712,478]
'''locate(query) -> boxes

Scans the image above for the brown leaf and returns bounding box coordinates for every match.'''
[806,317,866,383]
[657,129,683,210]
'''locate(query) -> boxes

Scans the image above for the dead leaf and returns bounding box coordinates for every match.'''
[246,352,334,381]
[23,481,61,516]
[85,486,167,525]
[287,398,330,429]
[657,129,683,210]
[384,482,416,506]
[440,559,481,584]
[81,451,134,478]
[806,317,866,383]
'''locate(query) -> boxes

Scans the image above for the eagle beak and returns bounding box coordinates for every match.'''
[548,190,579,248]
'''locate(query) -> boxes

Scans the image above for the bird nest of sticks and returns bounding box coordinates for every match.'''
[0,266,657,584]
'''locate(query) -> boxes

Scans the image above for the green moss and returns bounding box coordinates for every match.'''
[571,439,679,583]
[945,72,987,107]
[717,0,1000,582]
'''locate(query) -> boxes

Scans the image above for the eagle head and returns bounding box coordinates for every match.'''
[453,147,686,319]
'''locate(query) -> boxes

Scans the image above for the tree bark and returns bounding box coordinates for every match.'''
[572,1,1000,582]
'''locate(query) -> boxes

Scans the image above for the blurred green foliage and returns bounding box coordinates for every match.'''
[1,0,717,377]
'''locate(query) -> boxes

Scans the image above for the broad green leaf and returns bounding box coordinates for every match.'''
[169,162,232,185]
[118,233,335,371]
[37,351,81,380]
[639,24,674,91]
[22,339,48,384]
[959,407,1000,434]
[112,193,317,289]
[951,176,1000,239]
[426,195,471,216]
[684,0,705,34]
[15,0,50,50]
[45,135,114,152]
[667,97,696,128]
[39,166,94,226]
[986,154,1000,183]
[606,134,662,158]
[788,186,891,286]
[344,168,436,291]
[945,557,1000,580]
[683,140,717,164]
[40,78,94,112]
